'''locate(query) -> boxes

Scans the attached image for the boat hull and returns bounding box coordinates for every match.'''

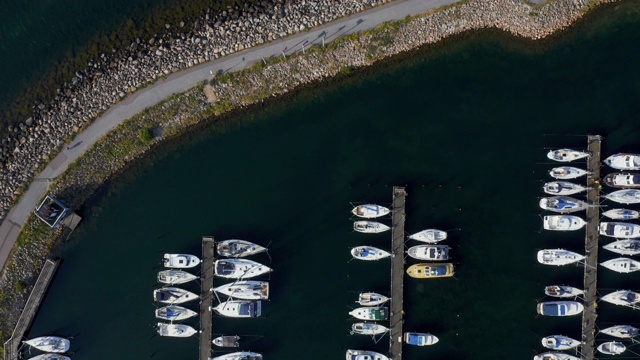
[157,269,197,284]
[214,281,269,300]
[351,246,391,260]
[604,153,640,170]
[404,332,439,346]
[537,249,585,266]
[536,301,584,316]
[544,285,584,298]
[163,253,201,268]
[599,222,640,238]
[153,287,199,304]
[351,204,390,219]
[534,352,580,360]
[406,263,454,278]
[350,323,389,335]
[549,167,588,179]
[604,172,640,188]
[23,337,70,353]
[213,335,240,347]
[214,259,272,279]
[543,181,586,195]
[602,209,640,220]
[356,292,389,306]
[603,239,640,256]
[157,323,197,337]
[408,229,447,243]
[217,239,267,258]
[212,352,262,360]
[346,350,389,360]
[407,245,450,260]
[600,290,640,307]
[547,149,589,162]
[598,342,626,355]
[601,258,640,273]
[605,189,640,204]
[600,325,640,339]
[213,300,262,318]
[539,196,587,213]
[353,221,391,233]
[349,306,388,321]
[155,305,197,321]
[543,215,586,231]
[541,335,580,350]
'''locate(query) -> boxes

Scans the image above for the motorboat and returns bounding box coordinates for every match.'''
[600,290,640,308]
[163,253,200,268]
[541,335,581,350]
[537,249,585,266]
[26,355,71,360]
[213,335,240,348]
[353,221,390,233]
[599,325,640,339]
[212,351,262,360]
[356,292,389,306]
[153,287,199,304]
[407,245,449,260]
[217,239,267,258]
[406,263,454,278]
[350,323,389,335]
[604,153,640,170]
[351,246,391,261]
[601,258,640,273]
[604,172,640,188]
[599,222,640,238]
[156,323,197,337]
[549,166,588,179]
[597,342,626,355]
[346,350,389,360]
[351,204,390,218]
[536,301,584,316]
[157,269,197,285]
[534,352,580,360]
[408,229,447,243]
[547,149,589,162]
[604,189,640,204]
[544,285,584,298]
[155,305,197,321]
[603,239,640,256]
[543,215,586,231]
[543,181,587,195]
[214,259,272,279]
[404,332,439,346]
[602,208,640,220]
[349,306,388,321]
[213,281,269,300]
[23,336,70,353]
[539,196,587,213]
[213,300,262,318]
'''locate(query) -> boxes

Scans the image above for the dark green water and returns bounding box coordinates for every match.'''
[29,2,640,359]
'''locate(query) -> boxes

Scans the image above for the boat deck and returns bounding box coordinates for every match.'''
[580,135,602,360]
[201,236,215,360]
[389,186,406,360]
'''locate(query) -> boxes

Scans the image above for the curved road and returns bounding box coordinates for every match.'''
[0,0,457,271]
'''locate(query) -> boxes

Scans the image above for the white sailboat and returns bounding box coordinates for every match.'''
[353,221,390,233]
[23,337,70,353]
[212,352,262,360]
[599,222,640,238]
[604,189,640,204]
[603,239,640,256]
[155,305,197,321]
[216,239,267,258]
[351,204,390,218]
[213,300,262,318]
[407,245,449,260]
[351,246,391,261]
[534,352,580,360]
[549,166,588,179]
[346,350,389,360]
[214,259,272,279]
[213,281,269,300]
[541,335,581,350]
[213,335,240,347]
[543,215,586,231]
[544,285,584,298]
[163,253,201,268]
[408,229,447,243]
[597,342,626,355]
[543,181,587,195]
[349,306,389,321]
[601,258,640,273]
[350,323,389,335]
[26,355,70,360]
[536,301,584,316]
[600,290,640,308]
[604,153,640,170]
[157,269,198,285]
[539,196,587,213]
[602,208,640,220]
[156,323,197,337]
[599,325,640,339]
[356,292,389,306]
[537,249,585,266]
[153,287,199,304]
[547,149,589,162]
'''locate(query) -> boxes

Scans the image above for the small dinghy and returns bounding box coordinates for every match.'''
[155,305,197,321]
[547,149,589,162]
[407,245,449,260]
[543,215,586,231]
[157,269,197,285]
[26,355,70,360]
[537,249,585,266]
[541,335,581,350]
[602,208,640,220]
[163,253,201,268]
[353,221,390,233]
[597,341,626,355]
[217,239,266,258]
[404,332,439,346]
[351,246,391,261]
[543,181,587,195]
[601,258,640,273]
[407,263,454,278]
[604,189,640,204]
[350,323,389,335]
[351,204,390,218]
[600,325,640,339]
[356,292,389,306]
[599,222,640,238]
[153,287,199,304]
[215,259,272,279]
[213,300,262,318]
[157,323,197,337]
[537,301,584,316]
[604,172,640,188]
[603,239,640,256]
[539,196,587,213]
[213,281,269,300]
[534,352,580,360]
[346,350,389,360]
[604,153,640,170]
[549,166,588,179]
[408,229,447,243]
[349,306,388,321]
[23,336,70,353]
[545,285,584,298]
[212,351,262,360]
[213,335,240,347]
[600,290,640,308]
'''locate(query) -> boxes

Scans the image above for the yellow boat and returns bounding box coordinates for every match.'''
[406,263,454,279]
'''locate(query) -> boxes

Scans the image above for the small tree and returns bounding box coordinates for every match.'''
[138,127,153,144]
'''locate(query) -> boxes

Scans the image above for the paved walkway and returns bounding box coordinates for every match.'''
[0,0,457,272]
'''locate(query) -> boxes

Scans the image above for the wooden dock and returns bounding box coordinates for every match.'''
[201,236,216,360]
[580,135,602,360]
[389,186,406,360]
[3,259,60,360]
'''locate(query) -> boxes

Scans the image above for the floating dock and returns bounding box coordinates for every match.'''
[580,135,602,360]
[201,236,215,360]
[3,259,60,360]
[389,186,406,360]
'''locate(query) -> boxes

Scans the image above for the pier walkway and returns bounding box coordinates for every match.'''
[201,236,215,360]
[580,135,602,360]
[3,259,60,360]
[389,186,406,360]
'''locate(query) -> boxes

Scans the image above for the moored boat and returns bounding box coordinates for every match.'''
[604,172,640,188]
[214,281,269,300]
[534,352,580,360]
[537,249,585,266]
[604,153,640,170]
[353,221,391,233]
[407,245,449,261]
[604,189,640,204]
[600,290,640,308]
[213,335,240,347]
[600,325,640,339]
[351,246,391,261]
[349,306,388,321]
[350,323,389,335]
[356,292,389,306]
[602,208,640,220]
[351,204,390,219]
[26,355,70,360]
[403,332,439,346]
[214,259,272,279]
[543,215,586,231]
[217,239,267,258]
[23,337,70,353]
[541,335,581,350]
[539,196,587,213]
[157,269,197,285]
[408,229,447,243]
[536,301,584,316]
[346,349,389,360]
[547,149,589,162]
[597,341,626,355]
[601,258,640,273]
[212,351,262,360]
[544,285,584,298]
[163,253,201,268]
[153,287,199,304]
[603,239,640,256]
[549,167,588,179]
[155,305,197,321]
[406,263,454,278]
[213,300,262,318]
[156,322,197,337]
[543,181,587,196]
[599,222,640,238]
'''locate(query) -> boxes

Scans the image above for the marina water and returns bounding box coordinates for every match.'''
[28,3,640,359]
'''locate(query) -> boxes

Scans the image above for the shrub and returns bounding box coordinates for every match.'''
[138,127,154,144]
